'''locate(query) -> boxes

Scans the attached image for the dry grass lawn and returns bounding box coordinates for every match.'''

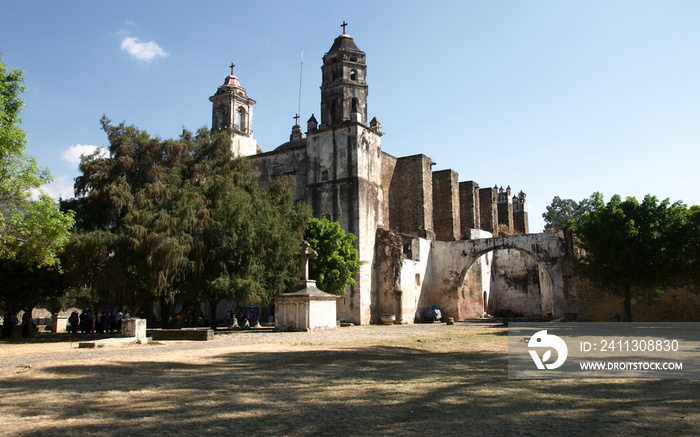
[0,325,698,436]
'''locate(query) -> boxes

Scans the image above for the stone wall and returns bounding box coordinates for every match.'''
[577,280,700,322]
[513,201,529,234]
[497,192,514,232]
[488,249,544,317]
[432,169,460,241]
[459,181,480,237]
[388,154,434,238]
[249,145,308,202]
[479,187,498,236]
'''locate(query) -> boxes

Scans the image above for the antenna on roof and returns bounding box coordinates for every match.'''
[297,49,304,124]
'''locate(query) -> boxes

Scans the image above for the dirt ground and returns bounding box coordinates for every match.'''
[1,323,698,436]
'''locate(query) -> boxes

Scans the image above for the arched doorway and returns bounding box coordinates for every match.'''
[458,248,555,320]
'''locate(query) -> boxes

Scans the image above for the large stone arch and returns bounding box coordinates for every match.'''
[425,234,574,319]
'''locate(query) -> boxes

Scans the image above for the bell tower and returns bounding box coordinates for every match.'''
[319,23,368,128]
[210,63,259,156]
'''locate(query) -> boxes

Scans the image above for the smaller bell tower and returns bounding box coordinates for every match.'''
[210,63,259,156]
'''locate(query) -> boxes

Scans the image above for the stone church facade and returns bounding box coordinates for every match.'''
[210,31,552,325]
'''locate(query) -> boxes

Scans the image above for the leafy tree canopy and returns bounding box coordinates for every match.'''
[1,57,74,336]
[542,192,603,235]
[0,56,74,268]
[62,119,309,320]
[574,193,690,321]
[304,217,360,295]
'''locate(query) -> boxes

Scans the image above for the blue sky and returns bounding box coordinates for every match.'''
[2,1,700,232]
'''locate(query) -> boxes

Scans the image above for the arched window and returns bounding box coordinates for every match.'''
[330,100,336,125]
[351,98,358,113]
[350,70,357,81]
[237,107,246,132]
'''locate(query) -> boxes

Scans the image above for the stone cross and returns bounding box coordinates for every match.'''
[293,113,300,125]
[295,240,318,281]
[341,21,348,34]
[230,63,235,75]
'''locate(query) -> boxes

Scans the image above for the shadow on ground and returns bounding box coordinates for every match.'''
[1,342,698,436]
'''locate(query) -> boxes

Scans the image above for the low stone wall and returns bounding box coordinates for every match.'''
[577,279,700,322]
[151,329,214,341]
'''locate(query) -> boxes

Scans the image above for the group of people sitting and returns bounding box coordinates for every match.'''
[67,309,125,334]
[224,309,260,328]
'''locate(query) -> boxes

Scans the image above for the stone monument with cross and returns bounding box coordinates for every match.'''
[274,241,338,331]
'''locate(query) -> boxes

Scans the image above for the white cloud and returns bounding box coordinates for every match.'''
[34,176,75,201]
[61,144,106,165]
[120,36,168,62]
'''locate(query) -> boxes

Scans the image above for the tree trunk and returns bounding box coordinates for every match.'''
[2,311,17,338]
[209,298,220,330]
[162,298,177,329]
[21,305,36,338]
[623,285,633,322]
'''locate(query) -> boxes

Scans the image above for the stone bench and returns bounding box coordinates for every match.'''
[79,337,148,348]
[151,329,214,341]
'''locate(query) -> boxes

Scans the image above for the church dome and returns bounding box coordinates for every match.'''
[328,33,361,53]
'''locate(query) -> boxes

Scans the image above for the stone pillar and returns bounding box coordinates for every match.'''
[497,187,514,233]
[459,181,480,238]
[432,169,460,241]
[390,155,435,239]
[479,187,498,236]
[51,316,68,333]
[122,318,147,338]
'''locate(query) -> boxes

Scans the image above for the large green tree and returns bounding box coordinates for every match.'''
[304,217,360,295]
[63,120,309,325]
[187,129,309,328]
[62,118,202,316]
[0,56,74,337]
[574,194,689,322]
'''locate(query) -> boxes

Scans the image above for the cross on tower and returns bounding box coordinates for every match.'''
[295,240,318,281]
[293,113,300,125]
[229,63,235,75]
[341,21,348,34]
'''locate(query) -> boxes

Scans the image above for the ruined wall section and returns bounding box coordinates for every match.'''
[497,188,514,232]
[459,181,480,238]
[488,249,545,317]
[513,195,529,234]
[479,187,499,236]
[388,154,434,239]
[374,229,430,324]
[432,169,461,241]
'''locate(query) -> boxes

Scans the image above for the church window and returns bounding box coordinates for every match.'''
[351,98,358,113]
[321,170,329,181]
[330,100,337,125]
[350,70,357,81]
[237,107,246,132]
[415,273,421,286]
